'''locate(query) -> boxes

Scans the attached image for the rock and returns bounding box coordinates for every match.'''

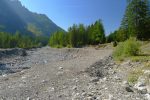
[140,88,147,94]
[2,74,7,77]
[134,76,148,94]
[114,76,121,81]
[103,77,107,81]
[19,49,27,56]
[90,77,99,82]
[144,70,150,74]
[134,78,146,87]
[47,87,55,92]
[44,60,47,64]
[122,81,128,85]
[87,92,94,97]
[108,94,113,100]
[72,86,77,90]
[121,60,131,67]
[136,86,148,94]
[125,86,134,92]
[86,96,93,100]
[59,67,63,70]
[56,71,64,76]
[147,85,150,93]
[81,92,87,97]
[145,94,150,100]
[26,97,31,100]
[109,70,116,75]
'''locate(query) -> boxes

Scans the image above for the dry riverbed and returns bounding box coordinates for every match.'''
[0,47,149,100]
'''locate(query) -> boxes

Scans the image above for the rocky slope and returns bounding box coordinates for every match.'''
[0,47,149,100]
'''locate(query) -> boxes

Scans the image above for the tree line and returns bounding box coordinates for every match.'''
[1,0,150,49]
[49,20,106,48]
[0,32,48,49]
[107,0,150,42]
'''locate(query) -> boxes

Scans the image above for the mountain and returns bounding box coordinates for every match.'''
[0,0,63,36]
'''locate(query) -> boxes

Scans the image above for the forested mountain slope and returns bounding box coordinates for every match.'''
[0,0,63,36]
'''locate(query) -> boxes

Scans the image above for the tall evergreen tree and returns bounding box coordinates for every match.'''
[121,0,150,40]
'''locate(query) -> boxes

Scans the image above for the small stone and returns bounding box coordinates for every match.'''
[122,81,128,85]
[125,87,134,92]
[114,76,121,80]
[147,85,150,93]
[44,60,47,64]
[144,70,150,74]
[138,87,147,94]
[109,94,113,100]
[2,74,7,77]
[72,86,77,90]
[87,97,93,100]
[145,94,150,100]
[87,93,94,96]
[81,92,87,96]
[135,76,146,87]
[59,67,63,70]
[121,60,131,66]
[91,77,99,82]
[26,97,30,100]
[47,87,55,92]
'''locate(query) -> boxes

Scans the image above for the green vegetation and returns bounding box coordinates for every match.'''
[49,20,106,48]
[107,0,150,42]
[128,68,144,84]
[131,56,150,62]
[0,32,48,49]
[127,62,150,84]
[0,0,63,36]
[131,40,150,61]
[113,38,141,60]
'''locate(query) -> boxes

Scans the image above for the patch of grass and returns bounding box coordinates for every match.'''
[141,41,150,53]
[113,37,141,61]
[130,56,150,62]
[66,44,72,48]
[128,68,144,84]
[143,62,150,70]
[51,45,63,48]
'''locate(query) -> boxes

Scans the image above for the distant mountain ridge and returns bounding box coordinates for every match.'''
[0,0,63,36]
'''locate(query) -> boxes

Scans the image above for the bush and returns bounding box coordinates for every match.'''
[113,37,141,60]
[123,38,141,56]
[113,41,118,47]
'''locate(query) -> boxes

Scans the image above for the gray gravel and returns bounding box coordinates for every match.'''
[0,46,147,100]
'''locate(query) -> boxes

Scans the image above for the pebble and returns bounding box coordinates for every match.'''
[59,67,63,70]
[108,94,113,100]
[47,87,55,92]
[26,97,31,100]
[72,86,77,90]
[125,87,134,92]
[145,94,150,100]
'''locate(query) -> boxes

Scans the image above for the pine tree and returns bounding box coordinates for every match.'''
[121,0,150,40]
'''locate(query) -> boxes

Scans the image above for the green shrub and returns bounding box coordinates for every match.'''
[113,41,118,47]
[113,37,141,60]
[113,42,124,60]
[123,38,141,57]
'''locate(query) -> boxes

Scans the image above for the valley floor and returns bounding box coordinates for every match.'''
[0,46,149,100]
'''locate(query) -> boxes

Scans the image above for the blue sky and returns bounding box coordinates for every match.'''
[20,0,127,35]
